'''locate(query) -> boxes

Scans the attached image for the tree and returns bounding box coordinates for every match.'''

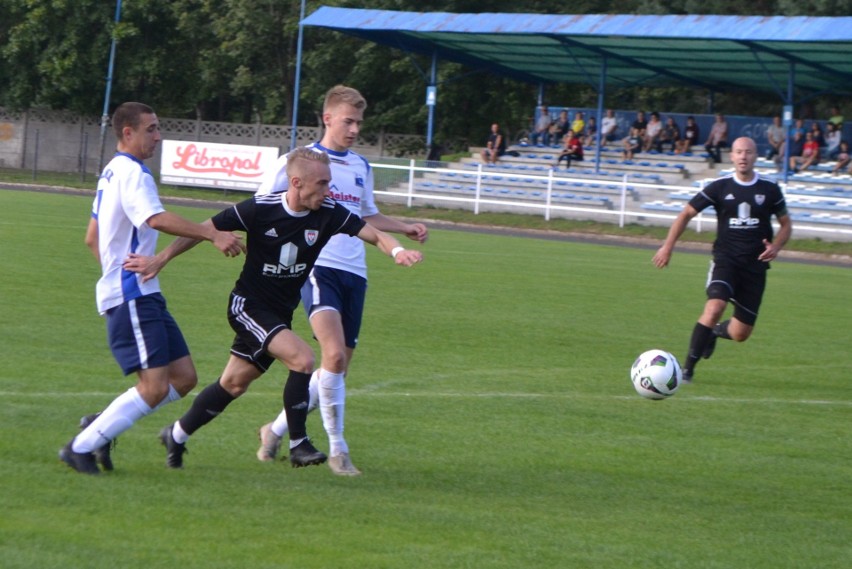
[0,0,114,112]
[1,0,850,148]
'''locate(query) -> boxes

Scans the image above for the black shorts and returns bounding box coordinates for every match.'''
[227,292,293,372]
[705,260,766,326]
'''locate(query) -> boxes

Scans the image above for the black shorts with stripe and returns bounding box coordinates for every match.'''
[705,259,767,326]
[227,292,293,372]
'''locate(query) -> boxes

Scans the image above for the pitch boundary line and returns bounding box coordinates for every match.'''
[2,389,849,407]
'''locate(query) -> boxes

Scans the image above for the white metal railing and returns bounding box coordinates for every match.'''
[368,160,852,241]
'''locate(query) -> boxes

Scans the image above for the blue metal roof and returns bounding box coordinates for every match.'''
[302,8,852,96]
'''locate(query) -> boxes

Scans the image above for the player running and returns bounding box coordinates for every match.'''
[254,85,428,475]
[652,136,792,382]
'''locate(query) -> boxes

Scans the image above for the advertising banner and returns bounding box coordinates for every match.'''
[160,140,280,191]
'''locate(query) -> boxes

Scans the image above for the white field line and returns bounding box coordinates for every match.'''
[2,389,849,407]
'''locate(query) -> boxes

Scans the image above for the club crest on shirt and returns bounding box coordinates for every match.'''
[755,194,765,205]
[355,175,365,188]
[304,229,318,246]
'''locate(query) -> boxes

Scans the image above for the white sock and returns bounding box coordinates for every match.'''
[270,371,319,438]
[153,385,181,411]
[318,368,347,456]
[172,421,190,444]
[72,386,152,453]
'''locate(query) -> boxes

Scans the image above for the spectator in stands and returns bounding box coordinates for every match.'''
[777,129,804,171]
[631,111,648,138]
[789,131,820,173]
[601,109,618,144]
[571,112,585,135]
[765,115,785,160]
[676,116,699,154]
[658,117,680,153]
[480,123,506,165]
[831,141,850,175]
[623,127,641,160]
[704,113,729,163]
[828,106,844,128]
[643,112,663,152]
[825,122,841,160]
[582,117,597,147]
[792,118,806,139]
[551,109,570,141]
[530,106,552,146]
[555,130,584,169]
[809,122,825,147]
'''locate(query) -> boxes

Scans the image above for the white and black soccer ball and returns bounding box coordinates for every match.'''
[630,349,683,400]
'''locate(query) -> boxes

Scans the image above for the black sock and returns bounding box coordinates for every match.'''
[714,320,732,340]
[177,379,235,436]
[283,370,313,441]
[685,323,714,372]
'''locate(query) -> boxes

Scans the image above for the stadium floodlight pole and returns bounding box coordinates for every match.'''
[97,0,123,177]
[290,0,307,151]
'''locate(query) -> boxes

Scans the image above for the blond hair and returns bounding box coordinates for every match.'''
[323,85,367,113]
[285,146,330,178]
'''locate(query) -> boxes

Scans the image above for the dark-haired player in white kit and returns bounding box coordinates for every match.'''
[653,136,792,382]
[123,146,422,469]
[254,85,428,476]
[59,102,245,475]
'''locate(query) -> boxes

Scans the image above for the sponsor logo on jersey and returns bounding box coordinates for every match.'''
[265,228,278,237]
[304,229,318,246]
[263,242,307,276]
[329,184,361,204]
[729,201,760,227]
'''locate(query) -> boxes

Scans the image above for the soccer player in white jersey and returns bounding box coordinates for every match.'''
[59,102,244,475]
[255,85,428,475]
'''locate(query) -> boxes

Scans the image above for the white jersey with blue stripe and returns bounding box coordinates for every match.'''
[256,142,379,279]
[91,152,165,314]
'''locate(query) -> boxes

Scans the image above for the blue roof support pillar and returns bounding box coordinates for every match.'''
[97,0,122,177]
[537,84,544,106]
[593,56,608,175]
[290,0,307,151]
[426,51,438,148]
[782,62,796,184]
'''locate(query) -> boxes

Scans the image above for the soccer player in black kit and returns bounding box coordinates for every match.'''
[653,137,792,382]
[123,147,423,468]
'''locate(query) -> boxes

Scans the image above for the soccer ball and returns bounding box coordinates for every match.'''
[630,349,683,400]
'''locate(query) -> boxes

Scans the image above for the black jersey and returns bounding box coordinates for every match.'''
[212,192,366,312]
[689,174,787,269]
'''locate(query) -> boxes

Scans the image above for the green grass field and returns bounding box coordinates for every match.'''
[1,189,849,569]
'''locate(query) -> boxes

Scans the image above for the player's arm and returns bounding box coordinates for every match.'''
[356,222,423,267]
[84,217,99,262]
[362,212,428,244]
[652,204,699,268]
[147,211,245,257]
[758,213,792,262]
[124,219,221,283]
